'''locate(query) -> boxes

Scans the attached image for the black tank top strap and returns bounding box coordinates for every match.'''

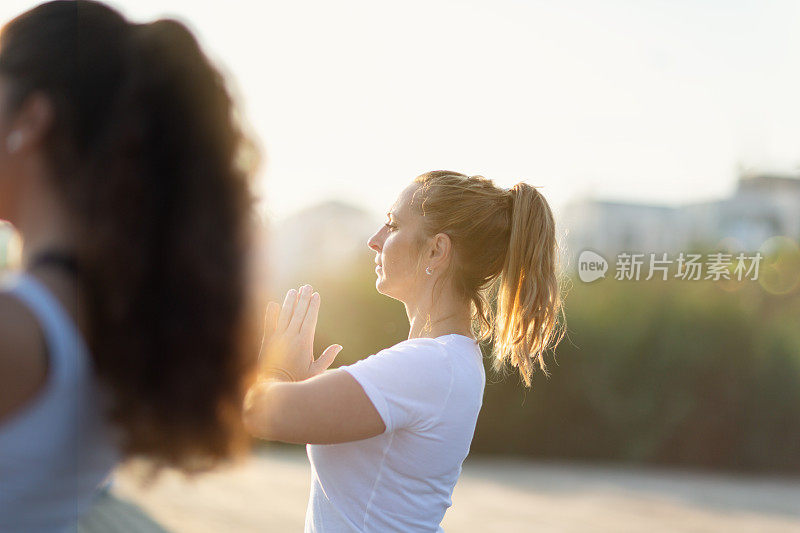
[26,250,81,278]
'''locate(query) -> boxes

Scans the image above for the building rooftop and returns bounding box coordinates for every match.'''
[737,171,800,194]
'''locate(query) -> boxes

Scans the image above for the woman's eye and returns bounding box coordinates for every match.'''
[384,222,396,232]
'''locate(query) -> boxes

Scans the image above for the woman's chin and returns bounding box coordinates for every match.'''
[375,276,392,297]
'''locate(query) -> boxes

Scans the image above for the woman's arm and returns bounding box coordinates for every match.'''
[243,370,385,444]
[242,285,385,444]
[0,293,48,423]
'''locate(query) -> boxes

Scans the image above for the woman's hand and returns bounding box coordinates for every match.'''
[258,284,342,382]
[243,285,384,443]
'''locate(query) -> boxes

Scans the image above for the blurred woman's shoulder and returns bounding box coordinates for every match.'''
[0,288,48,422]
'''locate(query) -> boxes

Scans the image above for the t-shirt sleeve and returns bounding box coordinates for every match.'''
[341,339,454,433]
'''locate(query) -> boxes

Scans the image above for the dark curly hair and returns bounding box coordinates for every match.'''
[0,1,260,472]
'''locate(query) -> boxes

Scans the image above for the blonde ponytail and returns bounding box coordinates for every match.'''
[412,172,566,387]
[493,183,565,386]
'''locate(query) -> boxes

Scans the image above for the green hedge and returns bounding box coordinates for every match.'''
[471,279,800,473]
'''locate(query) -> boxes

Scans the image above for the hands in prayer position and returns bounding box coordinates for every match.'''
[259,284,343,382]
[242,284,385,444]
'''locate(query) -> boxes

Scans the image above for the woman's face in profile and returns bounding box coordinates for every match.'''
[367,183,427,302]
[0,78,20,222]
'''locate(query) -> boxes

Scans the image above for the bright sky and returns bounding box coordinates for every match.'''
[2,0,799,221]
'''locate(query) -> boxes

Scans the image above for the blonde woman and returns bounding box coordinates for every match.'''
[244,171,565,532]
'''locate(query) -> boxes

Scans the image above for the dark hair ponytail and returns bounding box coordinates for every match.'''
[0,1,259,471]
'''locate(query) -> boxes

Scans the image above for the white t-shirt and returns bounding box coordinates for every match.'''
[305,334,486,533]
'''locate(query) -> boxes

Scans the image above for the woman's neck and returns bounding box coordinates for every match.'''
[12,171,78,269]
[405,291,474,340]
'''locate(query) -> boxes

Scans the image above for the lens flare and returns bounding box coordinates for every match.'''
[758,236,800,295]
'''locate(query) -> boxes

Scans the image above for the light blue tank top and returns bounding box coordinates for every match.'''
[0,272,120,532]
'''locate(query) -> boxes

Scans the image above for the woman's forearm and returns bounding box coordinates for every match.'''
[242,370,386,445]
[242,377,295,442]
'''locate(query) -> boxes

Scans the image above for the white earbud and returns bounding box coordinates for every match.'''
[6,130,23,154]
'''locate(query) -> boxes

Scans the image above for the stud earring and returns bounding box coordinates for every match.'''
[425,266,433,275]
[6,131,23,154]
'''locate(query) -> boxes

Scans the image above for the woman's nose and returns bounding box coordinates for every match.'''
[367,229,382,252]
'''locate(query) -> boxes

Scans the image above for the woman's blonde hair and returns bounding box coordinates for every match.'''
[412,170,566,387]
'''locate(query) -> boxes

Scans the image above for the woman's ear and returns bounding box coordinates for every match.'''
[428,232,452,270]
[7,92,54,154]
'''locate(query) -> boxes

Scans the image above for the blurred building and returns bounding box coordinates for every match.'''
[270,200,379,289]
[560,170,800,269]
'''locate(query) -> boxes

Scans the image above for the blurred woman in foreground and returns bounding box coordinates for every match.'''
[244,171,566,532]
[0,1,258,529]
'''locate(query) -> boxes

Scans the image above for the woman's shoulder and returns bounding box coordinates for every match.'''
[380,337,451,361]
[0,289,48,423]
[350,337,452,376]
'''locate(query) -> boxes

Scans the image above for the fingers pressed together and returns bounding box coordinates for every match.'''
[274,285,321,337]
[260,284,342,377]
